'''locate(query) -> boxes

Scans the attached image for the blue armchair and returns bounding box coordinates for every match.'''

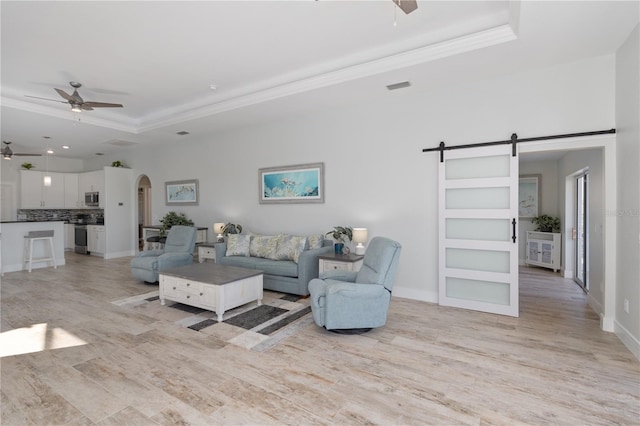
[130,225,197,283]
[308,236,402,332]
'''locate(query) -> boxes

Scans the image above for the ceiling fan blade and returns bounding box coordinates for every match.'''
[14,153,42,157]
[393,0,418,14]
[55,88,75,102]
[80,104,94,111]
[25,95,68,103]
[82,101,123,109]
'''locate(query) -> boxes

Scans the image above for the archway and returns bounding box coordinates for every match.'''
[136,175,152,252]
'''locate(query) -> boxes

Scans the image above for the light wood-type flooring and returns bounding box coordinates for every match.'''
[1,253,638,425]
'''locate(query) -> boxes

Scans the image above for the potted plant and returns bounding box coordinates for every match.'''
[159,211,194,237]
[531,214,560,232]
[21,162,34,170]
[221,223,243,235]
[111,160,126,168]
[326,226,353,254]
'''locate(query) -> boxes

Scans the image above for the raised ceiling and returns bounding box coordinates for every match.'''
[1,1,638,159]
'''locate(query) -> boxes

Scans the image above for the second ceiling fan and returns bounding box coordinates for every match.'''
[26,81,123,112]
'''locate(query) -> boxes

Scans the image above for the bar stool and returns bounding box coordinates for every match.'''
[23,230,56,273]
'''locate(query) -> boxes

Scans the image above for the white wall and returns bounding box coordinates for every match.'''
[104,167,135,258]
[615,23,640,357]
[519,159,559,264]
[87,54,616,304]
[558,149,604,312]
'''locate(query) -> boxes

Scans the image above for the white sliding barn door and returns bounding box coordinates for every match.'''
[438,145,519,317]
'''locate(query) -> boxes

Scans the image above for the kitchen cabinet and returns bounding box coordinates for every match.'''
[87,225,105,256]
[525,231,561,272]
[20,170,65,208]
[64,173,80,208]
[79,170,105,208]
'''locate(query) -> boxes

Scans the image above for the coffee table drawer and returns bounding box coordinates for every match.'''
[162,276,203,294]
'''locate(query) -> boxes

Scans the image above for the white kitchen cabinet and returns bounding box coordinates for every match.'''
[64,224,75,251]
[87,225,105,256]
[525,231,561,272]
[79,170,105,208]
[20,170,65,208]
[64,173,80,208]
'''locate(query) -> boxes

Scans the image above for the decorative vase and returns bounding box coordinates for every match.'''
[334,243,344,255]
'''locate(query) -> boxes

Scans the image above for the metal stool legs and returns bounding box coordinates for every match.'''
[23,230,56,272]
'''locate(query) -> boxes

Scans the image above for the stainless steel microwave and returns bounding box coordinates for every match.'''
[85,191,99,206]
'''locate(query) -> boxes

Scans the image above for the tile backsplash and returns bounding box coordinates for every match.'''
[18,209,104,224]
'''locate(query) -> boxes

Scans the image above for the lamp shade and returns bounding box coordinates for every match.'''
[213,223,225,234]
[352,228,368,244]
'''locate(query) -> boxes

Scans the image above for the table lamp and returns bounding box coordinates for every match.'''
[213,222,225,242]
[352,228,368,255]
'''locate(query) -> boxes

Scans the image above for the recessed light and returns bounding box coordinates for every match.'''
[62,145,70,149]
[47,149,54,154]
[42,136,51,139]
[209,84,217,90]
[96,153,104,156]
[176,131,190,136]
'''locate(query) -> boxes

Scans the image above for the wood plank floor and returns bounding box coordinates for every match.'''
[1,253,638,425]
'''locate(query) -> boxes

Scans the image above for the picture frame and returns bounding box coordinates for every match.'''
[259,162,324,204]
[519,175,541,218]
[165,179,199,205]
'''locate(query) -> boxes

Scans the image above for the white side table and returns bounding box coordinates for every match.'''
[318,253,364,273]
[198,242,217,263]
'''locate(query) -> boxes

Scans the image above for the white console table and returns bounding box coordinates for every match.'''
[142,226,207,250]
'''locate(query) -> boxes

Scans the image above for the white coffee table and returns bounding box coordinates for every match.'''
[159,263,263,322]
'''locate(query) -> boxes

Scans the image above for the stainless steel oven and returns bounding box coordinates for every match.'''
[74,225,88,254]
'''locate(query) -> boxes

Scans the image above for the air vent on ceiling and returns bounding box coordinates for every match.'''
[386,81,411,91]
[104,139,137,147]
[176,131,190,136]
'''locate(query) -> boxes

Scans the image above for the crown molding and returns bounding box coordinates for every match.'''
[137,24,517,132]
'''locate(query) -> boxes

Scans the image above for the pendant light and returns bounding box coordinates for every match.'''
[43,148,51,187]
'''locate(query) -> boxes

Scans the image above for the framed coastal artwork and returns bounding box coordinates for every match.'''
[259,163,324,204]
[519,175,540,218]
[165,179,199,205]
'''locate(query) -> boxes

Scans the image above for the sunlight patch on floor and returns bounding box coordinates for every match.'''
[0,323,87,358]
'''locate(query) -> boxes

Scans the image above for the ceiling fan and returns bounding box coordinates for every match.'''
[2,141,42,160]
[25,81,123,112]
[393,0,418,15]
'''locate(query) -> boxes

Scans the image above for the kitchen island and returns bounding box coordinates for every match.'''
[0,221,65,273]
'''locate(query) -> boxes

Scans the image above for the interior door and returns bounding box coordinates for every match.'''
[438,144,519,317]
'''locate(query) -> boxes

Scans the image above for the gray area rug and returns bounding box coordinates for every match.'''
[112,290,314,352]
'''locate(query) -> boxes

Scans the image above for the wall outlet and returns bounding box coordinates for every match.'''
[624,299,629,313]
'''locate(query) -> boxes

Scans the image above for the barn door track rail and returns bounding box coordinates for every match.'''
[422,129,616,162]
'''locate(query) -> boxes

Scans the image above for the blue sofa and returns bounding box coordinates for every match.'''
[214,236,333,295]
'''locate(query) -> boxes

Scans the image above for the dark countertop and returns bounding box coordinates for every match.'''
[1,220,66,224]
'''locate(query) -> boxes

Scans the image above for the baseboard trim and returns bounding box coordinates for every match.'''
[614,320,640,361]
[104,250,136,259]
[392,286,438,303]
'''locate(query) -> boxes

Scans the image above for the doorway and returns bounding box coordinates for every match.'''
[137,175,151,251]
[575,171,588,291]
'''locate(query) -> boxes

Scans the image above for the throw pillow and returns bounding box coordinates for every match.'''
[275,235,307,263]
[250,234,280,259]
[226,234,250,257]
[307,233,324,250]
